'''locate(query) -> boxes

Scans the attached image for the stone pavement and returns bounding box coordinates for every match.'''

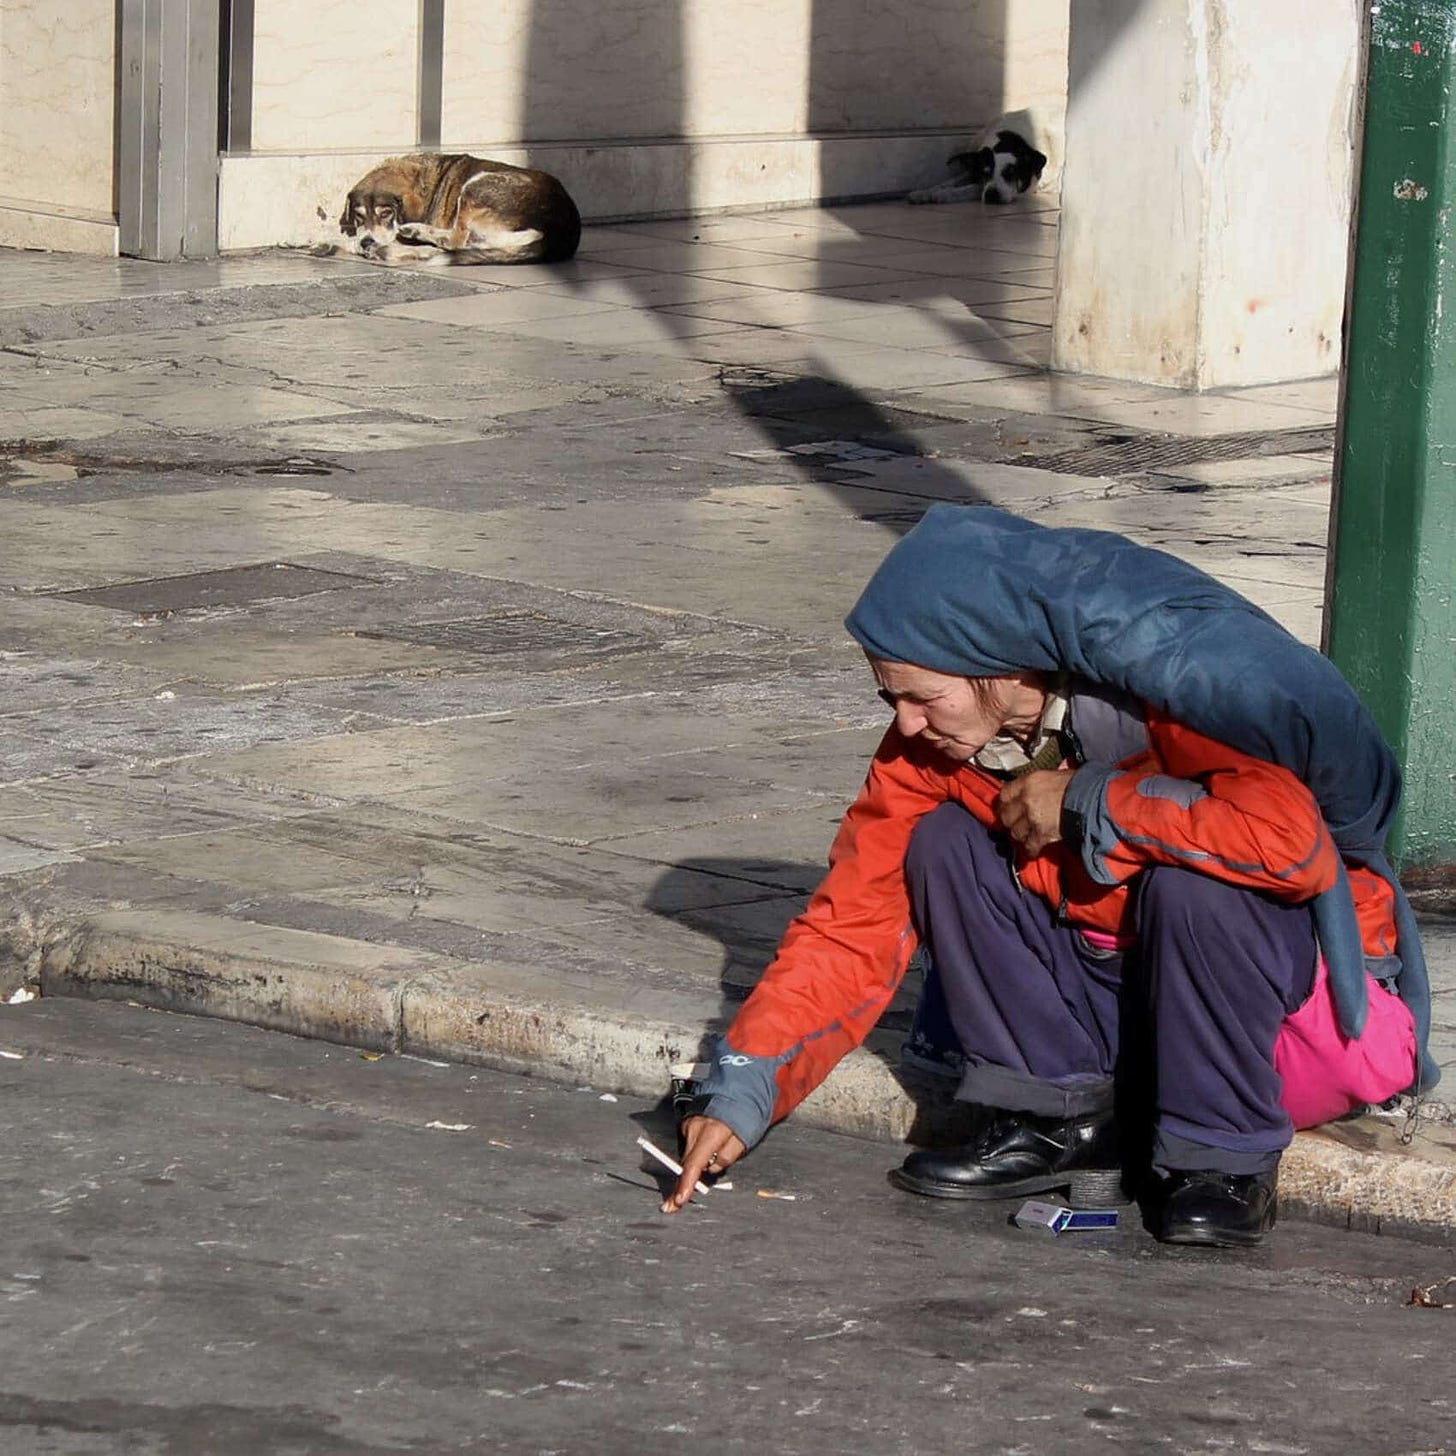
[0,195,1452,1237]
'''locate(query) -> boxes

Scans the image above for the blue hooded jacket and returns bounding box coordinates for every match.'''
[845,504,1435,1092]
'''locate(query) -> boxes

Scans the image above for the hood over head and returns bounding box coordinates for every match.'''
[845,504,1396,850]
[844,505,1429,1075]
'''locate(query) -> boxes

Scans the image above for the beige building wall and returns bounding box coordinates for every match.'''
[0,0,118,254]
[220,0,1073,250]
[250,0,419,153]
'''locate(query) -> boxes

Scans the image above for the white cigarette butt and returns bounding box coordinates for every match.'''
[635,1135,711,1196]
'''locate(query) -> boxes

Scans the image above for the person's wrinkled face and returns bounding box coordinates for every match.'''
[868,657,1047,762]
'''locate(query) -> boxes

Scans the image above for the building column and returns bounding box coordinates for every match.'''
[118,0,220,259]
[1051,0,1360,389]
[1327,0,1456,873]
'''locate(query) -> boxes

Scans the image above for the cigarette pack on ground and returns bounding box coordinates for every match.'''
[1013,1199,1120,1234]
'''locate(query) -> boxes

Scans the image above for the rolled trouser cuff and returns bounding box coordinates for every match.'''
[957,1060,1116,1119]
[1153,1126,1285,1176]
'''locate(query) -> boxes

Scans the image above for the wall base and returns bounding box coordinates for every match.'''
[218,129,984,252]
[0,197,119,256]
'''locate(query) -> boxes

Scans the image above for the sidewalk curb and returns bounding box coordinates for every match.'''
[38,911,1456,1240]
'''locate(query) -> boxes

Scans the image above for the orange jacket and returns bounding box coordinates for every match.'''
[699,707,1396,1150]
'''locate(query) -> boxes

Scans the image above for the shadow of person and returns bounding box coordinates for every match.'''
[642,855,816,1027]
[717,365,995,537]
[641,855,982,1150]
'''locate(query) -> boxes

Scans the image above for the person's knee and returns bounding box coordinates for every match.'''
[1139,865,1248,927]
[905,803,979,887]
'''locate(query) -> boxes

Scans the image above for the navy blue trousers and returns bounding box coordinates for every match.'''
[902,803,1319,1174]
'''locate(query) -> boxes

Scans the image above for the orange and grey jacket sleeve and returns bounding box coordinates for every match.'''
[697,731,952,1149]
[692,1035,795,1150]
[1059,715,1338,902]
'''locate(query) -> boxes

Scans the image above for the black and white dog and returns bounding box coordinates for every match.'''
[908,109,1062,206]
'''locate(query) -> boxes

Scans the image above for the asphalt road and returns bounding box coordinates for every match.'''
[0,999,1451,1456]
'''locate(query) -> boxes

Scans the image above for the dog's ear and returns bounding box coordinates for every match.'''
[339,191,360,235]
[994,131,1049,176]
[946,149,995,184]
[966,147,998,185]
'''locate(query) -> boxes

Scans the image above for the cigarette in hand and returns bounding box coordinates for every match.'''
[636,1134,711,1196]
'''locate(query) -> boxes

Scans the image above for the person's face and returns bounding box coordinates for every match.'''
[868,657,1048,763]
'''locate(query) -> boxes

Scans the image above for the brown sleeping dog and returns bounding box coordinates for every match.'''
[334,152,581,266]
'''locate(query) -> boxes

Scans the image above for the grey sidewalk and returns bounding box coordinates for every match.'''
[1,199,1452,1237]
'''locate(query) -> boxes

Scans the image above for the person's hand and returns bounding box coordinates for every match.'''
[661,1116,745,1214]
[996,768,1073,856]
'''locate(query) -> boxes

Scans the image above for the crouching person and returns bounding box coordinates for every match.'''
[661,505,1434,1248]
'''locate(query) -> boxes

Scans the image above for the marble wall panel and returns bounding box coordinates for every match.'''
[250,0,418,152]
[0,0,115,214]
[444,0,695,145]
[1002,0,1072,111]
[438,0,1064,147]
[679,0,812,137]
[809,0,1012,133]
[438,4,526,144]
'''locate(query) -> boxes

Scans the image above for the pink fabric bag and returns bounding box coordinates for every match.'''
[1275,957,1418,1129]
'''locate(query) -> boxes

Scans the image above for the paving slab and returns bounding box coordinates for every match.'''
[0,270,474,348]
[2,206,1453,1241]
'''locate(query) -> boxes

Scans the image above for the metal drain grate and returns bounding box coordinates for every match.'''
[718,366,799,391]
[1013,424,1335,477]
[857,507,929,529]
[256,457,336,477]
[53,562,380,615]
[361,610,649,657]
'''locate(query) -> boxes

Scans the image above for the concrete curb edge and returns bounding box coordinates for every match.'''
[35,913,1456,1240]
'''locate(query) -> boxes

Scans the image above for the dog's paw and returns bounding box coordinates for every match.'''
[393,224,437,246]
[906,189,933,205]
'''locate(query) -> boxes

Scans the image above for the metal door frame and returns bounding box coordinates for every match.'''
[118,0,220,258]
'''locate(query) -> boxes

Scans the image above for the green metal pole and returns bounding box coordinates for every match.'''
[1328,0,1456,872]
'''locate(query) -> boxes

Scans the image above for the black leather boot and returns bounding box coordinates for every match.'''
[889,1108,1120,1200]
[1158,1169,1278,1247]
